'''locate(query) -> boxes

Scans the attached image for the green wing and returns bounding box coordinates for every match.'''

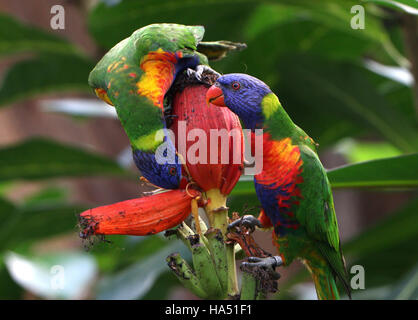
[88,23,246,153]
[88,24,208,152]
[298,145,340,250]
[298,145,350,293]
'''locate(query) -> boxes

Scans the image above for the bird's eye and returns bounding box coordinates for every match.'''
[232,82,240,90]
[168,166,177,176]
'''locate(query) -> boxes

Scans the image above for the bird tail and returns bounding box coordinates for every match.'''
[304,258,340,300]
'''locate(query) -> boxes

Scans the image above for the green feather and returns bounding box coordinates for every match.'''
[88,24,208,153]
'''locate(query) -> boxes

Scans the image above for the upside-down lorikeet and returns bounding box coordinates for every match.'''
[88,23,244,189]
[206,74,350,300]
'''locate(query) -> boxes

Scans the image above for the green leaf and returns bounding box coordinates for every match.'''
[0,197,16,215]
[328,154,418,188]
[0,203,86,250]
[0,138,128,181]
[228,194,260,219]
[89,0,395,58]
[365,0,418,15]
[386,264,418,299]
[0,55,93,107]
[344,197,418,256]
[275,55,418,153]
[334,139,402,163]
[343,198,418,288]
[0,261,23,299]
[92,235,169,273]
[88,0,258,49]
[245,1,390,47]
[230,177,255,197]
[228,177,260,215]
[232,154,418,198]
[0,182,15,197]
[23,187,68,207]
[142,271,182,300]
[0,14,82,56]
[96,239,190,299]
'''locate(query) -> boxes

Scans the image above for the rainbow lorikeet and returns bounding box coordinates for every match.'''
[88,23,243,189]
[206,74,350,300]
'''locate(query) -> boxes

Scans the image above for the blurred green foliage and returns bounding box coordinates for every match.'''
[0,0,416,299]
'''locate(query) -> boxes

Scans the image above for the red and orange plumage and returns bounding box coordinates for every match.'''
[253,133,303,237]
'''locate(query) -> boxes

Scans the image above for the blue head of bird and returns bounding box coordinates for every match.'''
[133,149,184,190]
[206,73,272,130]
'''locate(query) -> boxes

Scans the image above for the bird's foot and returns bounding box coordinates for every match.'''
[240,256,283,294]
[226,213,271,258]
[186,65,220,85]
[228,215,262,233]
[242,256,283,275]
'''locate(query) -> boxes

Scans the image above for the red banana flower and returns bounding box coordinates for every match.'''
[79,189,200,237]
[170,84,244,195]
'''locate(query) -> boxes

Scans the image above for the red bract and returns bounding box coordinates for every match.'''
[79,189,200,237]
[171,85,243,195]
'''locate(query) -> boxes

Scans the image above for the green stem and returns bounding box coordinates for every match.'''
[240,271,266,300]
[204,188,239,297]
[205,188,228,235]
[166,253,208,299]
[240,272,257,300]
[226,243,239,296]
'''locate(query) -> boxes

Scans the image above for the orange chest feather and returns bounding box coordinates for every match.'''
[254,133,303,189]
[136,50,180,108]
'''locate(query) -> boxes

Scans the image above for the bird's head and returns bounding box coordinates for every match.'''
[206,73,272,129]
[133,149,185,190]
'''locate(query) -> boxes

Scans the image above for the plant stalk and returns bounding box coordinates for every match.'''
[204,188,239,297]
[226,242,239,296]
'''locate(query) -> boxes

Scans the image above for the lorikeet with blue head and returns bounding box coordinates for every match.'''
[207,74,350,300]
[88,23,244,189]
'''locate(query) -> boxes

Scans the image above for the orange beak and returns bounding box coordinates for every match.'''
[206,85,225,107]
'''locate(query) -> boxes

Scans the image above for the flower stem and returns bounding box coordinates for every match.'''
[240,271,257,300]
[204,188,239,297]
[226,243,239,296]
[166,253,208,299]
[204,188,228,235]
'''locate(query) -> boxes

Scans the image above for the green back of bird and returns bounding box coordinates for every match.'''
[88,24,208,152]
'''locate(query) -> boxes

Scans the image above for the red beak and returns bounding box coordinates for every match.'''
[206,85,225,107]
